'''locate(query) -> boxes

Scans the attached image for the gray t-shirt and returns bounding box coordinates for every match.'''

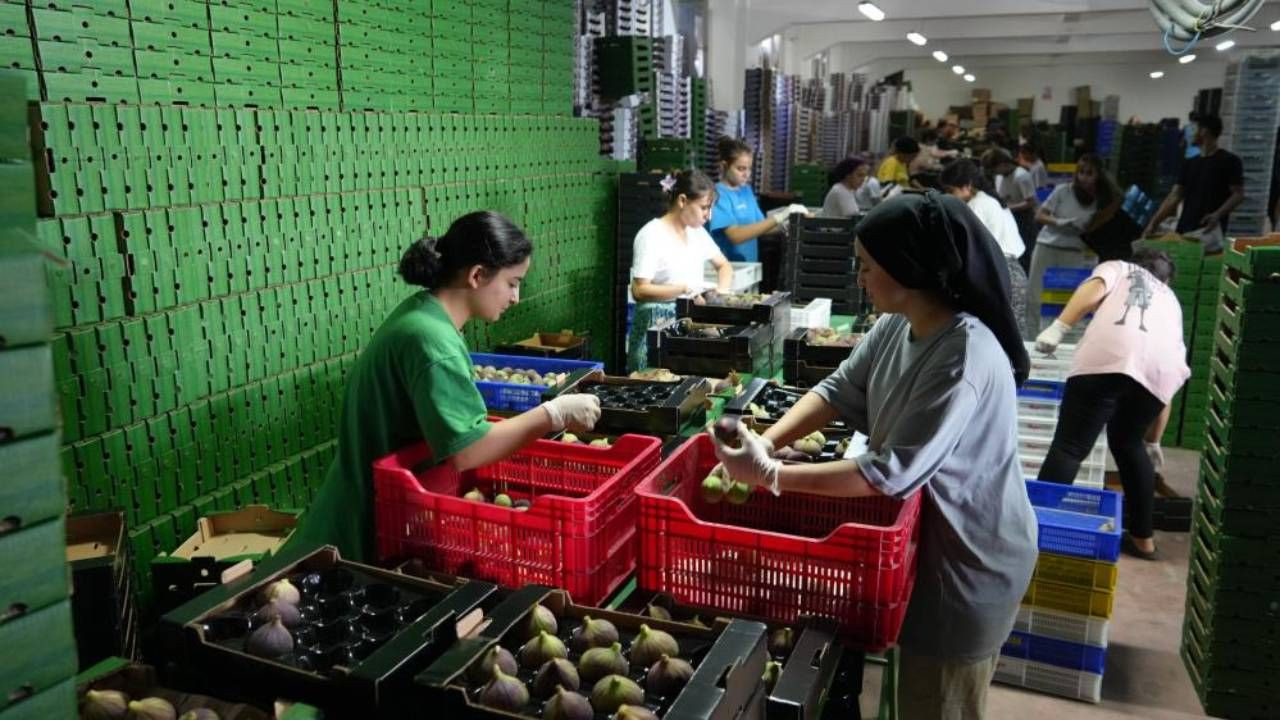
[1035,183,1096,250]
[813,313,1037,659]
[821,182,861,218]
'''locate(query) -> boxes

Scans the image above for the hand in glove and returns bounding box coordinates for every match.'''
[709,423,782,494]
[768,206,793,233]
[1145,441,1164,473]
[786,203,811,217]
[541,394,602,433]
[1035,319,1072,355]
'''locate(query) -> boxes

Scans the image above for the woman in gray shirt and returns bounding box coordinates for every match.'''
[713,193,1038,720]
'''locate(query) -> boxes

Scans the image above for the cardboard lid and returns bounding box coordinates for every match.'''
[171,505,298,560]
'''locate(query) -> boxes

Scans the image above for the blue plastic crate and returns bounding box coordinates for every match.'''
[1002,630,1107,674]
[1043,267,1092,291]
[1025,480,1123,562]
[470,353,603,412]
[1018,379,1065,401]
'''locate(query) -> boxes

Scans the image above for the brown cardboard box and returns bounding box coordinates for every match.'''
[1017,97,1034,115]
[972,88,992,102]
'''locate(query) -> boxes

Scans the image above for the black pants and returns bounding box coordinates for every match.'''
[1037,374,1165,538]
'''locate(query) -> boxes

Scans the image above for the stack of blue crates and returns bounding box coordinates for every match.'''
[1221,53,1280,236]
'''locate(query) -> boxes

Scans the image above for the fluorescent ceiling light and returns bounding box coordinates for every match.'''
[932,50,948,62]
[858,2,885,22]
[1179,54,1196,64]
[1150,71,1165,79]
[907,32,927,46]
[1216,39,1235,51]
[1271,19,1279,31]
[952,65,965,75]
[964,74,976,82]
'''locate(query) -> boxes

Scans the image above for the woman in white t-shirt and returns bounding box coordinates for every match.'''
[628,169,734,372]
[941,160,1030,338]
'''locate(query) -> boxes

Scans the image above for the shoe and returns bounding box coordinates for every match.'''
[1122,533,1158,561]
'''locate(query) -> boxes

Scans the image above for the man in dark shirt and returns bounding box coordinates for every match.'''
[1143,114,1244,243]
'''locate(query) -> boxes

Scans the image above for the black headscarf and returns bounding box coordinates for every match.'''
[855,191,1031,385]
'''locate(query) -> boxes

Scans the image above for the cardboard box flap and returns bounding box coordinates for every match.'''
[66,511,125,564]
[172,505,298,560]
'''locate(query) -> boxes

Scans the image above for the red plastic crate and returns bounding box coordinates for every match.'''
[373,434,662,606]
[635,435,921,651]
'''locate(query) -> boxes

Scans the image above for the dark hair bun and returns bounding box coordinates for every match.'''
[398,235,443,287]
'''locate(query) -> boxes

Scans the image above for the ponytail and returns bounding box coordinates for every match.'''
[397,211,532,289]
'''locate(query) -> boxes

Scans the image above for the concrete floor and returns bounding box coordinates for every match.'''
[858,447,1213,719]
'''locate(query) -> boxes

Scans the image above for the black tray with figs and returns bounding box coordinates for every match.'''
[414,585,769,720]
[648,318,776,379]
[723,378,849,434]
[674,291,792,334]
[158,545,503,714]
[552,374,710,436]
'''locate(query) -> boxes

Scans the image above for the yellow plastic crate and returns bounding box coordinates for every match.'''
[1039,290,1075,305]
[1047,163,1077,174]
[1032,553,1118,592]
[1023,579,1115,619]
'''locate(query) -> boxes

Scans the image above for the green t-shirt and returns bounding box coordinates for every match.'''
[291,291,491,561]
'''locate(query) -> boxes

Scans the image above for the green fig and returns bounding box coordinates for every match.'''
[701,473,727,504]
[578,642,629,684]
[82,689,129,720]
[533,657,581,698]
[645,605,673,621]
[520,630,569,669]
[762,660,783,691]
[769,627,795,656]
[495,493,514,507]
[726,481,751,505]
[245,617,292,658]
[571,616,619,651]
[590,675,645,715]
[589,438,612,448]
[178,711,220,720]
[464,488,486,502]
[126,697,176,720]
[562,433,580,444]
[525,603,559,639]
[615,706,660,720]
[514,499,532,511]
[260,578,300,605]
[645,654,694,697]
[793,438,823,457]
[629,625,680,667]
[480,666,530,712]
[542,686,593,720]
[468,645,518,685]
[808,431,827,446]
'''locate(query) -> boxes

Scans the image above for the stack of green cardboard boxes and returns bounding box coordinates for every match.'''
[1180,253,1224,450]
[0,70,78,719]
[1181,237,1280,720]
[789,164,828,207]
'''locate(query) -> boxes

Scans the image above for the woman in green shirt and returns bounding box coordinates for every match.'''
[292,211,602,561]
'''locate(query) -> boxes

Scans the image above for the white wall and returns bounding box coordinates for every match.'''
[903,58,1228,125]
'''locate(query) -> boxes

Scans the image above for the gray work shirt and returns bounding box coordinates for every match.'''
[1034,183,1096,250]
[813,313,1038,659]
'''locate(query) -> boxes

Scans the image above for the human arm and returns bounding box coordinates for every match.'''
[757,392,842,453]
[710,252,733,293]
[1143,185,1184,236]
[1035,275,1109,352]
[631,277,689,302]
[453,395,602,471]
[711,424,880,498]
[1200,184,1245,230]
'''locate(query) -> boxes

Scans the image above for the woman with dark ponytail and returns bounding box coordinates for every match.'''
[628,169,734,371]
[293,211,602,561]
[708,137,807,262]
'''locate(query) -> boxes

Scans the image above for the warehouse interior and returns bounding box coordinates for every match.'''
[2,0,1278,718]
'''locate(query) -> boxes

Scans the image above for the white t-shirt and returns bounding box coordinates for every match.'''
[630,217,724,302]
[967,190,1026,259]
[821,182,861,218]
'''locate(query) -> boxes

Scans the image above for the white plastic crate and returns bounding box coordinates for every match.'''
[789,298,832,329]
[1014,605,1110,648]
[705,262,763,294]
[1025,341,1076,382]
[994,654,1102,703]
[1019,431,1107,488]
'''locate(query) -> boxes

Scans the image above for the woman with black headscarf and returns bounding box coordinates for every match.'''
[711,192,1038,720]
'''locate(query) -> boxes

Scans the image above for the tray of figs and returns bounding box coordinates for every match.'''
[414,584,770,720]
[157,545,504,714]
[648,319,776,379]
[674,292,792,333]
[723,379,849,434]
[557,376,710,436]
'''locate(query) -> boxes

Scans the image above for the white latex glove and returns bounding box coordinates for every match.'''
[709,424,782,495]
[786,203,810,217]
[1035,319,1072,355]
[768,206,792,233]
[1145,441,1164,473]
[541,394,602,432]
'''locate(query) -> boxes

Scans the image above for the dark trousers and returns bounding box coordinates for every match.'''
[1037,374,1165,538]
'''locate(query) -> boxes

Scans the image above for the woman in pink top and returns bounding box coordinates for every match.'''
[1033,249,1190,560]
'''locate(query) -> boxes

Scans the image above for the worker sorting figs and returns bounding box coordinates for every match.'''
[709,193,1038,720]
[291,211,602,561]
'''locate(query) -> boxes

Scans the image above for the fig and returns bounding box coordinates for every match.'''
[533,658,581,698]
[701,472,727,504]
[125,698,176,720]
[261,578,301,605]
[590,675,645,715]
[480,666,530,712]
[748,402,768,419]
[615,706,659,720]
[495,493,514,508]
[645,655,694,697]
[645,605,672,622]
[468,645,518,685]
[463,488,486,503]
[793,438,823,457]
[571,616,619,651]
[726,481,751,505]
[835,437,851,457]
[246,617,293,658]
[808,431,827,446]
[589,438,611,448]
[178,711,220,720]
[769,627,795,656]
[762,660,783,691]
[520,630,569,669]
[82,689,129,720]
[255,598,301,628]
[542,686,592,720]
[514,499,532,511]
[712,416,739,444]
[578,642,629,684]
[629,625,680,667]
[562,433,580,444]
[525,603,559,639]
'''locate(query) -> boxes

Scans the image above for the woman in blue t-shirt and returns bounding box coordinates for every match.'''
[707,137,807,262]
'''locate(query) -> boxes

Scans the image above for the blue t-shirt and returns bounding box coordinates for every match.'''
[708,182,766,262]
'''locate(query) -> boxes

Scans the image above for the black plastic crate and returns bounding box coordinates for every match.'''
[553,374,710,436]
[674,292,792,331]
[768,618,844,720]
[648,319,776,378]
[724,378,849,434]
[783,327,863,367]
[157,545,502,715]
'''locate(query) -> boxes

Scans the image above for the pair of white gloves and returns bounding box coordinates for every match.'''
[541,394,602,432]
[769,204,811,233]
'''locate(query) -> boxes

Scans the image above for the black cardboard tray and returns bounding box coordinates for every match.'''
[724,379,849,434]
[674,292,792,332]
[554,374,710,436]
